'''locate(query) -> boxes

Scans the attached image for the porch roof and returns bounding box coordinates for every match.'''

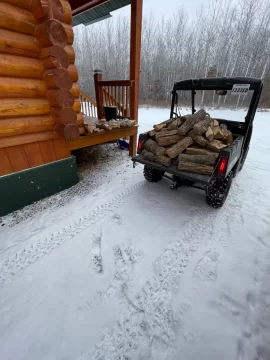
[70,0,131,26]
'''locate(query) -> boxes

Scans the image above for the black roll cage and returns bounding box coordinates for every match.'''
[170,77,263,136]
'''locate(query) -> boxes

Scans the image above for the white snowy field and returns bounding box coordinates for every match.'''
[0,107,270,360]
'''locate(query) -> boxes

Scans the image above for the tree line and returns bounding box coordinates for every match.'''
[73,0,270,108]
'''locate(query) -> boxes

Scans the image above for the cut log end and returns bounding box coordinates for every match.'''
[47,88,74,107]
[144,138,165,156]
[51,107,77,125]
[35,20,67,47]
[31,0,64,22]
[43,68,73,90]
[142,149,171,167]
[40,45,69,69]
[55,124,79,141]
[178,161,214,176]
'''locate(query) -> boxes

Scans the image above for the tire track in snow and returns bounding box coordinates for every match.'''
[81,180,260,359]
[0,181,146,284]
[79,205,218,360]
[192,181,245,283]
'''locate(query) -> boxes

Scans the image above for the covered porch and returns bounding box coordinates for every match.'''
[68,0,143,156]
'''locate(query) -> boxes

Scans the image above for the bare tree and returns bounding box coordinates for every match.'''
[73,0,270,108]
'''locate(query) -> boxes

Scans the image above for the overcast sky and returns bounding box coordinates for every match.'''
[115,0,206,19]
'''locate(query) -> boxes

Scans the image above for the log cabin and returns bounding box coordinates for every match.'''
[0,0,142,216]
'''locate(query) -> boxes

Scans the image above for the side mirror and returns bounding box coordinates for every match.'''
[216,90,227,96]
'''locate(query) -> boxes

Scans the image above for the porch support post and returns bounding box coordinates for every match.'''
[94,69,103,120]
[129,0,143,156]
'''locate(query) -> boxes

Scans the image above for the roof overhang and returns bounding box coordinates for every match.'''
[70,0,131,27]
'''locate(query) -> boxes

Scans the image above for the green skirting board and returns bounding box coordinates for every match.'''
[0,156,78,217]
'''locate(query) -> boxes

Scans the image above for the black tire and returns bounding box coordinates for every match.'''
[206,171,233,208]
[143,165,164,183]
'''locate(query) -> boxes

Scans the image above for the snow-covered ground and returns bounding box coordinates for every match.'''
[0,108,270,360]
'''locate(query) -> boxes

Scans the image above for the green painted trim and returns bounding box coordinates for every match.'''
[0,156,78,217]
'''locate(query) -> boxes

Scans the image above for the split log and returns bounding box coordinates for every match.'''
[153,118,175,131]
[193,117,212,135]
[0,2,37,36]
[155,129,179,139]
[207,140,227,152]
[211,119,219,127]
[62,23,74,45]
[205,126,214,141]
[40,45,69,69]
[0,115,54,137]
[188,130,208,147]
[178,154,217,166]
[43,68,73,90]
[120,119,136,128]
[47,88,74,107]
[0,53,43,79]
[67,64,79,82]
[0,98,50,118]
[148,129,157,137]
[178,109,207,135]
[31,0,64,23]
[35,20,67,47]
[108,120,121,129]
[70,83,80,98]
[73,98,81,113]
[142,149,171,167]
[211,120,219,136]
[54,124,79,141]
[178,161,214,176]
[60,0,72,24]
[0,28,40,58]
[213,127,225,139]
[156,134,184,147]
[186,147,219,158]
[165,137,193,158]
[51,107,77,125]
[64,45,75,64]
[220,124,233,144]
[144,139,166,156]
[0,77,47,98]
[96,123,113,131]
[167,117,184,130]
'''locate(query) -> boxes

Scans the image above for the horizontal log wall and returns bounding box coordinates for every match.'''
[0,0,80,176]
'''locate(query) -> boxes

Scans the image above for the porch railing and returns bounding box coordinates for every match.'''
[94,71,134,120]
[79,90,98,118]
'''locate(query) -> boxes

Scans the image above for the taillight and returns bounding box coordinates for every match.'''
[137,138,143,153]
[217,157,228,175]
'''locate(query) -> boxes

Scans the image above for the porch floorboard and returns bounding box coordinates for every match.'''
[68,125,138,151]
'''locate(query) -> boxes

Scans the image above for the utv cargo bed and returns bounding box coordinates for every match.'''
[133,154,211,184]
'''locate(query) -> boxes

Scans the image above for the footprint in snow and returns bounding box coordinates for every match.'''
[111,213,122,225]
[90,231,103,274]
[193,250,219,281]
[113,245,143,281]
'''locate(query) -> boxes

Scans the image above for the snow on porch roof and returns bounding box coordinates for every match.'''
[71,0,131,27]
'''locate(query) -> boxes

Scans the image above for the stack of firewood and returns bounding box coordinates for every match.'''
[84,118,136,134]
[142,109,233,175]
